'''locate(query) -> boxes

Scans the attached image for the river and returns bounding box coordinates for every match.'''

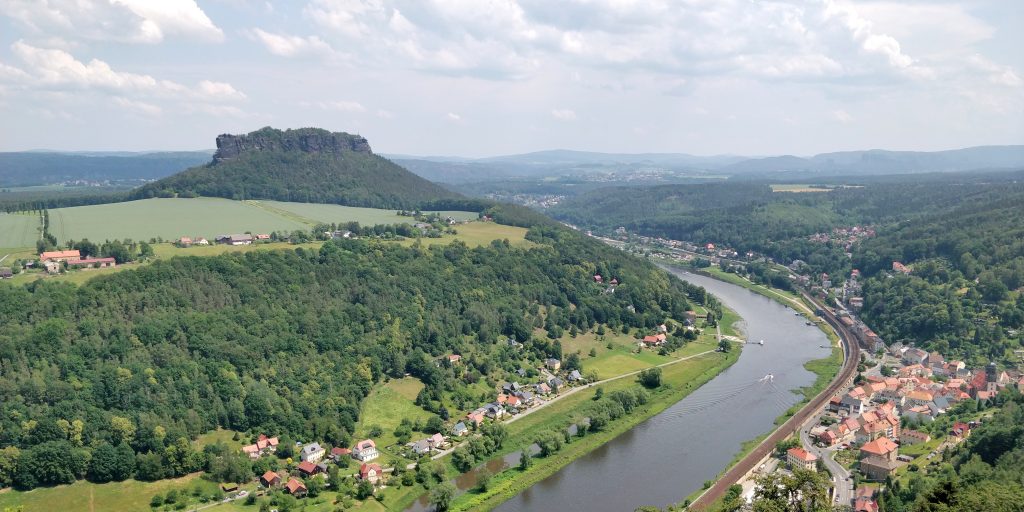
[410,269,832,511]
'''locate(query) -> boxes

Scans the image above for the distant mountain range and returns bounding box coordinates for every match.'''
[0,151,212,187]
[389,145,1024,183]
[3,143,1022,188]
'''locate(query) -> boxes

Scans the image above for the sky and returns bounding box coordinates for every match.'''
[0,0,1022,157]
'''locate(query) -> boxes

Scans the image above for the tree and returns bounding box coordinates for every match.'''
[519,448,532,470]
[88,443,119,483]
[638,367,662,389]
[719,339,732,352]
[305,475,325,498]
[356,479,374,500]
[430,482,456,511]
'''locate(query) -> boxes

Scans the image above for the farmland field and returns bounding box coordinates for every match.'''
[254,200,478,225]
[39,198,480,245]
[48,198,307,242]
[0,211,40,247]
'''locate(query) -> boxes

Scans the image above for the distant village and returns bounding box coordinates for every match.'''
[229,345,598,502]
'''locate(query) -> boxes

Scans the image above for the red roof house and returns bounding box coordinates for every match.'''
[261,470,281,487]
[284,477,307,497]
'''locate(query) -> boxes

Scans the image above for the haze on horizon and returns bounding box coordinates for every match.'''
[0,0,1021,157]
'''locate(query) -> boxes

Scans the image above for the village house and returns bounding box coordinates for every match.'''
[297,460,326,477]
[859,437,900,481]
[352,439,379,461]
[43,260,61,274]
[484,403,506,419]
[65,257,117,269]
[567,369,583,382]
[260,471,281,487]
[428,433,445,450]
[411,439,431,456]
[535,382,552,395]
[216,234,254,246]
[892,261,911,274]
[446,354,462,365]
[787,447,818,471]
[899,430,931,446]
[515,390,535,405]
[195,237,210,245]
[299,442,325,463]
[902,348,929,366]
[177,237,193,247]
[854,487,879,512]
[359,463,383,484]
[545,358,561,371]
[642,333,667,347]
[39,250,80,262]
[0,268,12,279]
[284,478,307,498]
[452,422,469,437]
[466,410,486,427]
[950,421,972,439]
[242,435,279,459]
[330,447,352,461]
[255,233,271,241]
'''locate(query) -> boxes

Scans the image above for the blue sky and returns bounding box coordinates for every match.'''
[0,0,1021,156]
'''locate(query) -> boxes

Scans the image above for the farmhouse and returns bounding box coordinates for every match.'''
[39,250,80,262]
[0,268,12,279]
[66,257,116,269]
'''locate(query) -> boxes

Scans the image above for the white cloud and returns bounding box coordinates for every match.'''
[376,109,395,119]
[0,0,224,43]
[251,28,335,57]
[1,41,244,117]
[446,112,462,121]
[832,109,853,124]
[114,97,162,116]
[321,100,367,112]
[551,108,576,121]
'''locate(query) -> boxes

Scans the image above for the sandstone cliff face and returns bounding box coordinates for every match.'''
[213,127,371,162]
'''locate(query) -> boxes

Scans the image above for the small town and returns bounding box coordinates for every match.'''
[599,228,1024,511]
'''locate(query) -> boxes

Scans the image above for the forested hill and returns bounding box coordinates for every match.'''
[0,213,715,489]
[550,173,1024,363]
[130,127,466,209]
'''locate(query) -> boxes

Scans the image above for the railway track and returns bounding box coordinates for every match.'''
[690,291,860,509]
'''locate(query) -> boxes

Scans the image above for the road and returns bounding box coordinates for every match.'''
[798,412,853,506]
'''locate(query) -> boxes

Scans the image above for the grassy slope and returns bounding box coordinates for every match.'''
[0,473,220,512]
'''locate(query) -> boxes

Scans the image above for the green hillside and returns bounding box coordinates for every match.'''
[131,127,466,209]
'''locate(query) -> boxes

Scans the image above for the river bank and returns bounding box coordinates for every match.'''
[451,347,740,511]
[663,263,844,510]
[398,300,746,512]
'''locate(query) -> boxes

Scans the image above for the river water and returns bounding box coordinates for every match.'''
[410,269,831,511]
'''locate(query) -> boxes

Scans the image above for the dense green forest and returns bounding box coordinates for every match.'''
[879,390,1024,511]
[131,128,465,209]
[550,172,1024,362]
[855,192,1024,362]
[0,220,715,490]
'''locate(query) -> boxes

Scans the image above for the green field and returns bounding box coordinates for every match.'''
[355,377,433,448]
[255,200,477,225]
[48,198,308,242]
[0,473,221,512]
[0,212,40,247]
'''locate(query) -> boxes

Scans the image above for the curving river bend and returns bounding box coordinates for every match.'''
[410,268,832,511]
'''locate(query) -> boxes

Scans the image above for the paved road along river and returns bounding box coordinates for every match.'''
[493,268,833,512]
